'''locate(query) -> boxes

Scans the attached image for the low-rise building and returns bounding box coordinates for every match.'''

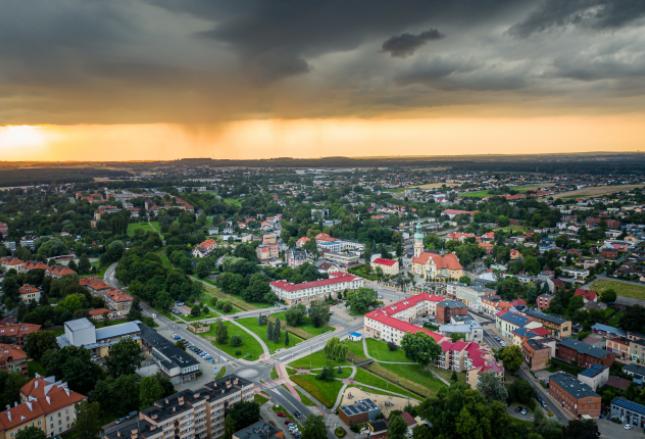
[536,293,555,311]
[18,284,41,303]
[338,398,380,426]
[522,338,551,371]
[548,372,601,418]
[436,300,468,324]
[522,308,572,338]
[0,323,41,346]
[0,343,28,375]
[270,272,364,305]
[0,375,86,439]
[101,375,256,439]
[556,337,614,368]
[56,318,141,358]
[370,257,400,276]
[193,239,218,258]
[611,397,645,431]
[139,324,199,383]
[577,364,609,391]
[233,421,283,439]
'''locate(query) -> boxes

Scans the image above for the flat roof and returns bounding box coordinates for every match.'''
[550,372,598,399]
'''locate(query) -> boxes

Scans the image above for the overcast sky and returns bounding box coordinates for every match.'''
[1,0,645,160]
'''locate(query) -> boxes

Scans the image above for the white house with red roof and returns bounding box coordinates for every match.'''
[269,272,364,305]
[192,239,217,258]
[412,252,463,281]
[18,284,41,303]
[364,293,503,387]
[370,257,399,276]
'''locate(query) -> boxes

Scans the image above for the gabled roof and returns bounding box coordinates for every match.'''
[372,258,397,267]
[412,252,462,271]
[270,273,360,292]
[559,337,610,359]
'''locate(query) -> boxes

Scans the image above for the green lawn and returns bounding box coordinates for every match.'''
[365,362,446,398]
[223,198,242,208]
[353,368,421,400]
[268,311,334,339]
[203,321,264,361]
[180,308,220,321]
[236,316,304,353]
[365,339,409,362]
[295,388,316,406]
[155,249,173,269]
[589,279,645,300]
[290,374,344,408]
[127,221,161,237]
[348,264,379,281]
[459,190,490,198]
[196,278,272,310]
[289,350,349,369]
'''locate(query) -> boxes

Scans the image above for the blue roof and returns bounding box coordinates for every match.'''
[591,323,625,337]
[500,312,528,327]
[350,331,362,337]
[612,397,645,415]
[623,364,645,377]
[580,364,606,378]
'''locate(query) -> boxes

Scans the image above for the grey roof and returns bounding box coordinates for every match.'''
[550,372,599,399]
[95,321,141,340]
[139,324,198,370]
[559,337,610,360]
[65,317,94,331]
[500,312,529,327]
[524,308,567,325]
[579,364,606,378]
[234,421,279,439]
[623,364,645,377]
[440,300,466,309]
[612,397,645,415]
[591,323,625,337]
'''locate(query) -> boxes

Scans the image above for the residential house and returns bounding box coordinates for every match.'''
[548,372,601,418]
[0,323,41,346]
[577,364,609,391]
[556,338,614,368]
[0,344,28,375]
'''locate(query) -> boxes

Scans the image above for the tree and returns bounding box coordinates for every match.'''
[508,379,534,405]
[284,331,290,346]
[106,338,143,376]
[388,412,408,439]
[412,425,433,439]
[273,318,282,343]
[24,330,58,361]
[401,333,441,366]
[477,373,508,402]
[564,419,599,439]
[230,335,242,347]
[139,376,165,409]
[0,371,28,408]
[15,427,46,439]
[308,301,331,327]
[620,305,645,332]
[600,289,616,304]
[224,401,260,439]
[101,240,125,265]
[73,401,101,439]
[286,304,307,326]
[196,259,211,278]
[42,346,102,394]
[498,345,523,374]
[91,374,141,416]
[302,415,327,439]
[345,288,379,314]
[266,320,273,343]
[78,254,91,274]
[215,320,229,344]
[324,337,348,362]
[317,366,335,381]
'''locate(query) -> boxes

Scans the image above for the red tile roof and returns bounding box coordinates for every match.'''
[105,288,133,303]
[0,400,44,431]
[412,252,462,271]
[21,376,86,413]
[79,276,110,291]
[18,284,40,295]
[270,273,360,292]
[23,261,48,271]
[0,323,41,338]
[46,265,77,277]
[197,239,217,251]
[0,257,24,266]
[372,258,397,267]
[574,289,598,302]
[0,343,27,364]
[314,232,336,242]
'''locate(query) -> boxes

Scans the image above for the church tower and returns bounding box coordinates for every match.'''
[414,222,424,257]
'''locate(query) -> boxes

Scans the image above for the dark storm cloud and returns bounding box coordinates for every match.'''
[381,29,444,58]
[188,0,516,81]
[511,0,645,36]
[1,0,645,124]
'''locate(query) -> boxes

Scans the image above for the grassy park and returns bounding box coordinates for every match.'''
[236,316,304,353]
[127,221,161,237]
[589,278,645,301]
[203,321,264,361]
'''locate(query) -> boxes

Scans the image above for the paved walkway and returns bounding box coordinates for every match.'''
[332,365,357,411]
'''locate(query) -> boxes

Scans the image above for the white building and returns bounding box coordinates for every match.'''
[269,272,364,305]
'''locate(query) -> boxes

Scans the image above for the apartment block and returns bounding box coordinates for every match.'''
[101,375,256,439]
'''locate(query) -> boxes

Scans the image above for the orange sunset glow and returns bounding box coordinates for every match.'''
[2,1,645,160]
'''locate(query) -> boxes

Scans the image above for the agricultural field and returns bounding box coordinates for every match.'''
[553,183,645,199]
[589,279,645,301]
